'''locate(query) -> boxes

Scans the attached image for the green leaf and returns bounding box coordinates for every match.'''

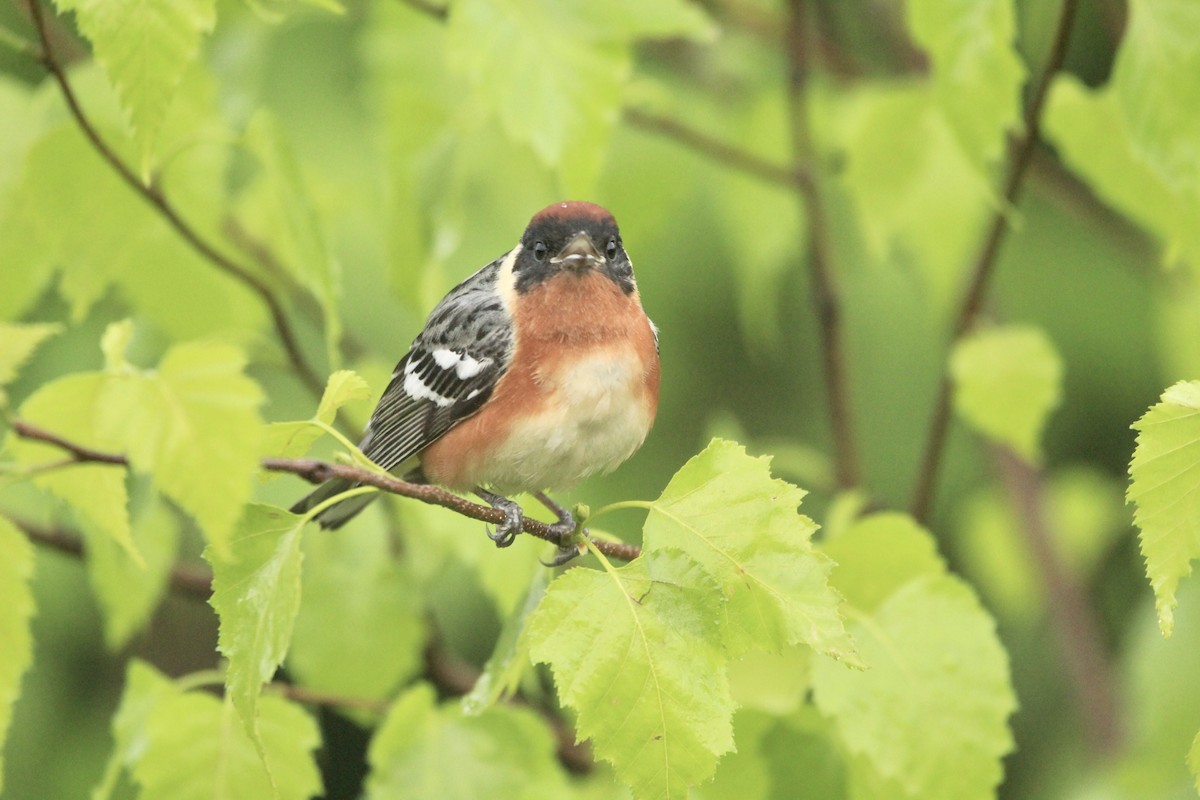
[643,439,859,663]
[54,0,218,169]
[527,553,734,799]
[1190,729,1200,793]
[462,567,549,716]
[1128,380,1200,636]
[1043,76,1189,264]
[835,83,991,311]
[0,322,61,387]
[235,111,341,366]
[365,683,571,800]
[83,497,180,649]
[445,0,712,192]
[10,373,139,565]
[207,504,305,747]
[288,520,425,704]
[821,513,945,614]
[134,691,322,800]
[0,517,36,797]
[92,659,179,800]
[263,370,371,460]
[98,336,266,559]
[1111,1,1200,207]
[812,575,1016,800]
[905,0,1026,170]
[949,324,1063,462]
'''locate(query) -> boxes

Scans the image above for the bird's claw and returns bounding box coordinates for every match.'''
[481,492,523,548]
[541,541,585,568]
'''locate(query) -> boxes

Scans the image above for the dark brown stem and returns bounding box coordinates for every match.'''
[623,107,805,190]
[784,0,860,490]
[7,514,213,599]
[993,448,1121,756]
[24,0,324,397]
[8,418,642,562]
[909,0,1080,523]
[263,457,642,561]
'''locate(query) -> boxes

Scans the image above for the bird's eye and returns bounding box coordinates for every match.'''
[532,241,548,261]
[606,239,618,260]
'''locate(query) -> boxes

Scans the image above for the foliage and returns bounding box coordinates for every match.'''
[1,0,1200,798]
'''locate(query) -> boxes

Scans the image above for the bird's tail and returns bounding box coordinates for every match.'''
[289,477,377,529]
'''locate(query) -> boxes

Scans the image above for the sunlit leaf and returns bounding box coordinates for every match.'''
[134,691,322,799]
[813,522,1016,800]
[54,0,217,169]
[527,553,734,799]
[365,683,571,799]
[98,334,266,559]
[906,0,1026,170]
[0,517,36,797]
[10,373,139,565]
[207,504,305,747]
[288,520,425,704]
[263,370,371,460]
[1129,380,1200,636]
[0,322,61,388]
[643,438,859,663]
[950,324,1063,463]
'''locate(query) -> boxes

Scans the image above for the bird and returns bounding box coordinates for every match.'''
[291,201,660,563]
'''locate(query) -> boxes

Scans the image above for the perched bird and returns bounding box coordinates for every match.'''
[292,201,660,562]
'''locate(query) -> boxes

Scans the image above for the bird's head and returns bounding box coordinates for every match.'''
[513,201,635,294]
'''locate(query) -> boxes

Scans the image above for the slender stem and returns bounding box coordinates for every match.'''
[784,0,860,490]
[623,107,804,189]
[8,418,642,562]
[993,448,1120,755]
[8,514,213,599]
[24,0,324,396]
[910,0,1080,523]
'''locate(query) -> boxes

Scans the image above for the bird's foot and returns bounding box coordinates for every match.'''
[541,541,585,568]
[533,491,577,545]
[476,488,523,548]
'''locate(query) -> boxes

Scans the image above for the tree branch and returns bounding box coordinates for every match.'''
[784,0,860,490]
[623,107,804,189]
[24,0,325,397]
[9,419,643,562]
[992,448,1121,756]
[6,514,213,599]
[909,0,1080,523]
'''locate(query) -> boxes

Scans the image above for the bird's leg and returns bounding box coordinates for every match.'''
[532,491,577,542]
[475,488,523,548]
[533,491,585,566]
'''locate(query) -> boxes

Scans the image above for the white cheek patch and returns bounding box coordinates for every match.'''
[403,371,454,408]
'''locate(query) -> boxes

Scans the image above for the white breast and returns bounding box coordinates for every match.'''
[481,349,653,494]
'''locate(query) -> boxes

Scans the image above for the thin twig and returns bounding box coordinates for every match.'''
[396,0,447,20]
[24,0,324,396]
[623,107,804,189]
[7,514,213,599]
[784,0,860,490]
[993,448,1120,756]
[909,0,1080,523]
[9,418,643,562]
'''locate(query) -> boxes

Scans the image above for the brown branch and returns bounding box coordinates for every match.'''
[24,0,324,397]
[396,0,447,20]
[9,418,643,562]
[623,107,804,190]
[7,514,213,599]
[909,0,1080,523]
[784,0,860,490]
[993,448,1121,756]
[264,457,642,562]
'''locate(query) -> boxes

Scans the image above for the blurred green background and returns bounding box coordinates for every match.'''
[2,0,1199,797]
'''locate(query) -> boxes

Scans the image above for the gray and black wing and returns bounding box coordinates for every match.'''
[292,256,515,527]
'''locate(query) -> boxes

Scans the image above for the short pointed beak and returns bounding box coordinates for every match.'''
[551,232,603,271]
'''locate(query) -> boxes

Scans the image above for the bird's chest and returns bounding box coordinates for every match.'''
[483,345,654,492]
